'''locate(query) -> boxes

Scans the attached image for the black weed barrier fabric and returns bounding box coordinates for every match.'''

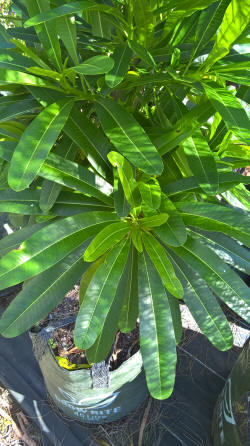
[0,323,242,446]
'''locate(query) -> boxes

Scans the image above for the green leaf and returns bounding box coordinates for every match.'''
[86,250,133,362]
[167,249,233,350]
[176,201,250,248]
[188,228,250,276]
[108,151,135,207]
[0,211,119,289]
[79,254,106,306]
[138,178,161,209]
[170,237,250,322]
[57,15,78,66]
[166,290,182,344]
[119,245,138,333]
[192,0,231,60]
[51,191,112,216]
[128,40,156,67]
[139,213,169,229]
[71,55,114,75]
[163,172,250,197]
[26,66,61,81]
[0,98,39,123]
[203,0,250,69]
[84,221,130,262]
[0,189,41,215]
[25,1,92,26]
[113,171,130,218]
[74,239,130,349]
[64,105,111,180]
[96,97,163,176]
[0,69,60,89]
[155,100,214,156]
[39,153,113,205]
[39,139,77,213]
[10,39,50,70]
[154,194,187,247]
[0,245,87,337]
[0,222,47,257]
[138,251,177,400]
[204,84,250,146]
[26,0,62,72]
[8,100,73,191]
[0,50,35,71]
[105,43,132,88]
[142,232,183,299]
[131,226,143,253]
[183,130,218,194]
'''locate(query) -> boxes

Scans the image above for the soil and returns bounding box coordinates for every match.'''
[38,285,140,371]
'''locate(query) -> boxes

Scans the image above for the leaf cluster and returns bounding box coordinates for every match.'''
[0,0,249,400]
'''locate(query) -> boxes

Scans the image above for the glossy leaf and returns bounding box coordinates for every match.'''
[51,192,112,216]
[0,222,47,257]
[0,98,39,123]
[0,211,119,289]
[25,1,93,25]
[96,97,163,176]
[138,251,177,400]
[0,189,41,215]
[71,55,114,75]
[154,194,187,247]
[164,172,250,197]
[138,178,161,209]
[40,153,113,205]
[105,43,132,88]
[0,69,59,89]
[192,0,230,60]
[176,201,250,247]
[128,40,156,67]
[113,171,130,218]
[84,221,130,262]
[26,0,62,72]
[119,245,138,333]
[64,106,111,180]
[57,15,78,65]
[108,151,135,207]
[170,237,250,322]
[0,245,88,337]
[143,232,183,299]
[189,228,250,276]
[139,213,169,229]
[39,139,77,213]
[131,226,143,253]
[74,239,130,349]
[79,255,106,306]
[0,50,35,71]
[203,0,250,69]
[183,130,218,194]
[204,84,250,146]
[168,249,233,350]
[8,100,73,191]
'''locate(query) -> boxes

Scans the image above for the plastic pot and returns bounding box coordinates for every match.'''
[33,338,148,424]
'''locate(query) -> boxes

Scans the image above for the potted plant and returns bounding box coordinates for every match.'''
[0,0,249,421]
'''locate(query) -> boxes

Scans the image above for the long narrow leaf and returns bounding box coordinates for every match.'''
[0,211,119,289]
[96,97,163,176]
[8,100,73,191]
[138,251,177,400]
[0,245,88,337]
[74,239,130,349]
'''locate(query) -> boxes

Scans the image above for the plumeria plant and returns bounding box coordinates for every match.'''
[0,0,249,399]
